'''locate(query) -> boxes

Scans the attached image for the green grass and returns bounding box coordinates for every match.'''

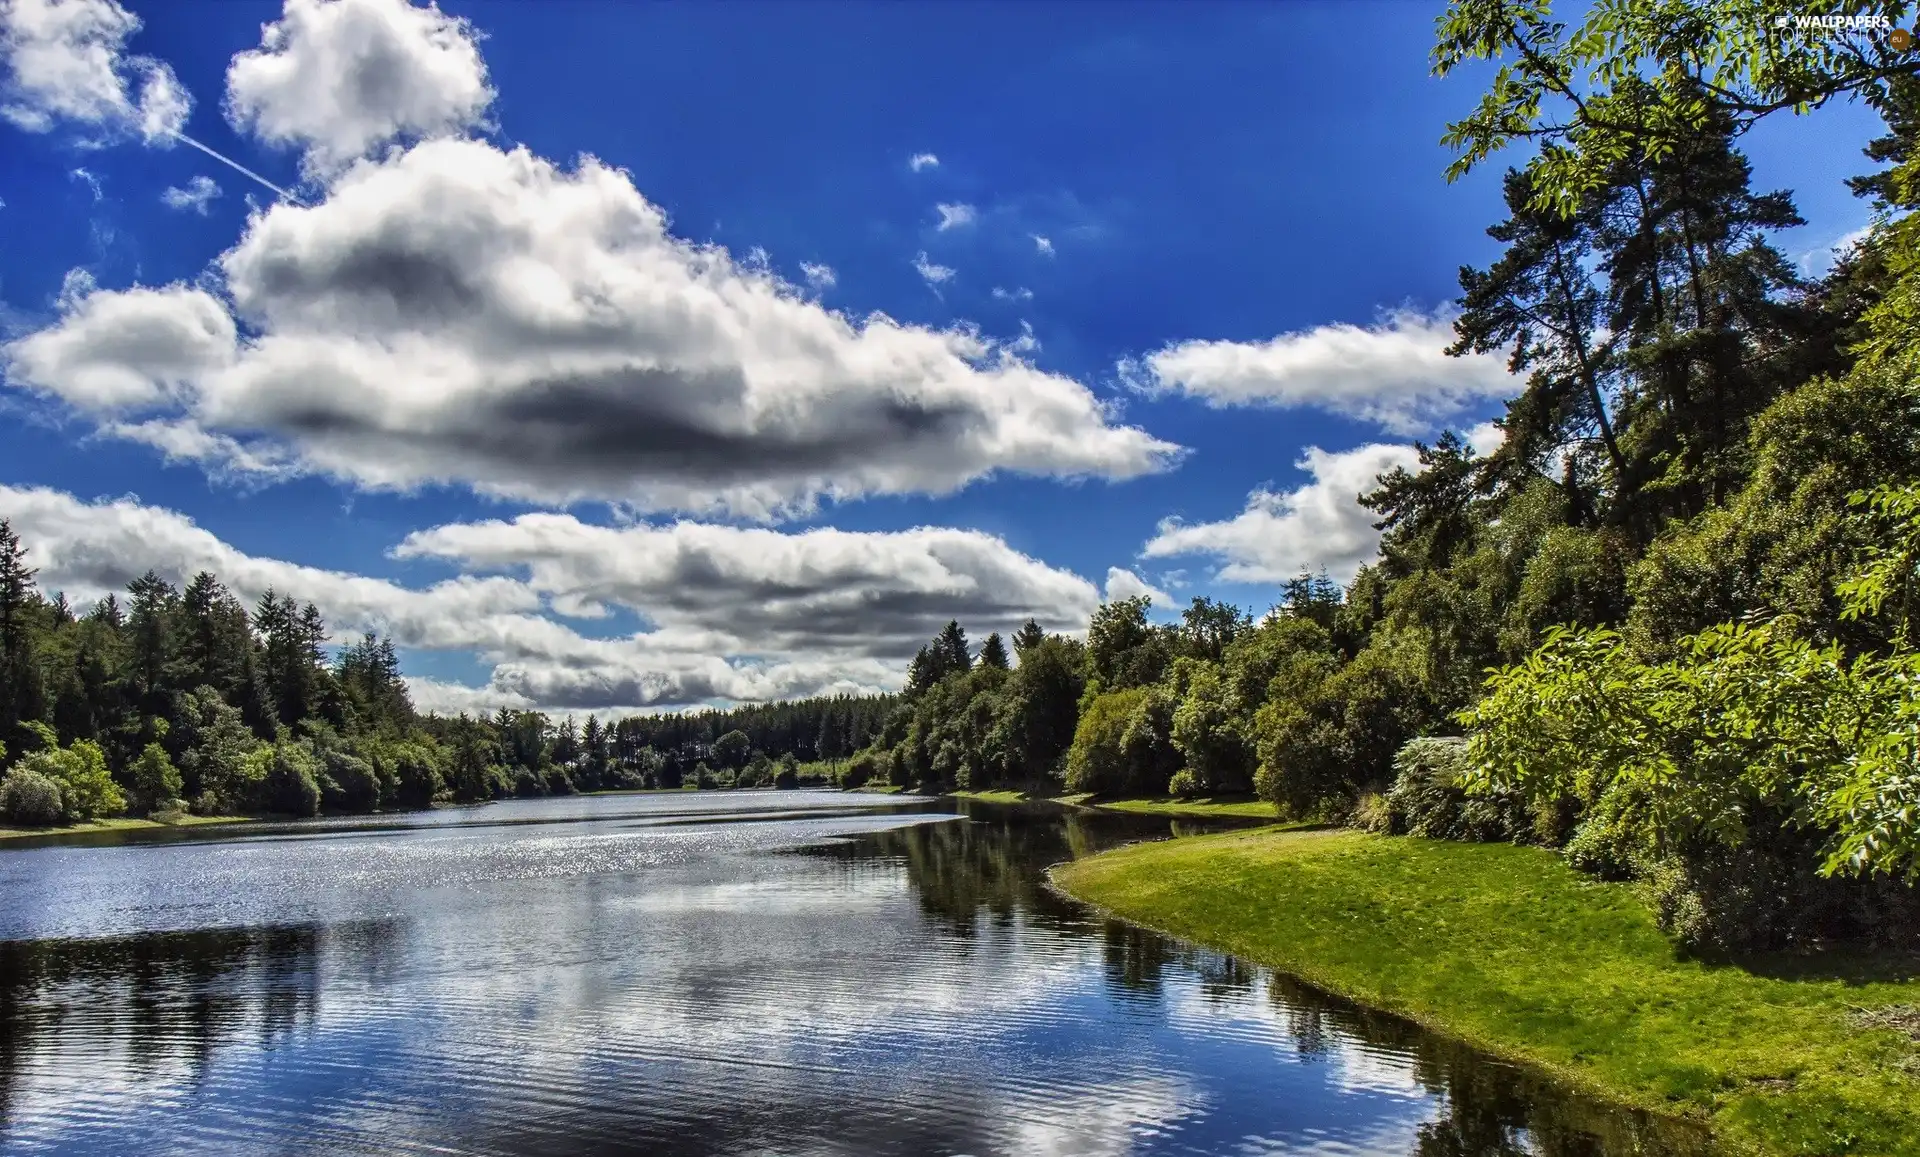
[947,788,1280,820]
[1053,827,1920,1157]
[0,813,258,842]
[1089,795,1279,819]
[947,789,1032,804]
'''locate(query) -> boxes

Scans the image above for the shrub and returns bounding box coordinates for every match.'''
[1350,791,1391,833]
[1166,769,1202,800]
[387,743,445,807]
[0,768,64,826]
[1381,736,1532,843]
[20,740,124,821]
[1066,687,1177,796]
[840,750,877,789]
[322,748,382,811]
[129,743,184,813]
[258,744,323,816]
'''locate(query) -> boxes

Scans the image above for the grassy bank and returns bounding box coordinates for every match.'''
[0,813,258,842]
[947,788,1279,820]
[1053,827,1920,1157]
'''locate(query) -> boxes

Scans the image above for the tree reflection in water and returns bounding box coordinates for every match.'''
[0,799,1717,1156]
[0,919,402,1133]
[817,800,1715,1157]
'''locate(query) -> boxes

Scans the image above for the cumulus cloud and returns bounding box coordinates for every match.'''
[160,173,220,213]
[224,0,493,174]
[1130,308,1515,436]
[1031,234,1053,256]
[908,152,938,172]
[1143,422,1503,586]
[0,486,1108,710]
[934,202,975,231]
[991,286,1032,302]
[5,281,235,410]
[799,261,835,290]
[394,512,1102,662]
[1102,566,1169,607]
[1142,442,1417,586]
[3,139,1178,519]
[0,0,189,141]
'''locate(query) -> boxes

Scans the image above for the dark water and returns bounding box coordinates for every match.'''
[0,792,1711,1156]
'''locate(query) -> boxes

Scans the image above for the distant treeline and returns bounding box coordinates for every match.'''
[0,535,895,821]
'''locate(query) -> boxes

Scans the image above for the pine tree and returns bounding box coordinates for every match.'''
[977,632,1010,670]
[0,519,46,740]
[933,620,971,673]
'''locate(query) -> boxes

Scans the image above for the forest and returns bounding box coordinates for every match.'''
[0,541,895,821]
[2,2,1917,958]
[811,12,1920,954]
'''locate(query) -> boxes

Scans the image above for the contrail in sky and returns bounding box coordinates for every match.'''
[165,130,304,204]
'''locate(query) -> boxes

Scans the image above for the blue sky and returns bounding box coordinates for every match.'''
[0,0,1887,714]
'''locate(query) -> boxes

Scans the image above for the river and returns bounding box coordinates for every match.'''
[0,791,1710,1155]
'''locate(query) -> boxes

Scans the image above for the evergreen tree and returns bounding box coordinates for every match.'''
[977,632,1010,670]
[0,520,46,743]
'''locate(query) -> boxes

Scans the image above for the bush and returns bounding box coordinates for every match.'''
[20,740,124,821]
[1350,791,1390,833]
[774,754,799,790]
[1380,737,1532,843]
[129,743,184,813]
[840,750,877,789]
[694,761,717,790]
[0,768,64,826]
[388,743,445,807]
[1166,769,1202,799]
[1066,688,1177,796]
[321,748,382,811]
[512,766,549,797]
[258,744,323,816]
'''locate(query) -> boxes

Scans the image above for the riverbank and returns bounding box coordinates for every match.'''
[948,788,1279,820]
[0,813,258,842]
[1052,826,1920,1157]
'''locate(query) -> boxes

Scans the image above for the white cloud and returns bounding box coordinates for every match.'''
[908,151,938,171]
[4,138,1178,519]
[798,260,835,290]
[934,201,975,231]
[0,486,1108,710]
[1130,307,1515,436]
[160,173,220,213]
[1142,421,1502,586]
[100,416,294,482]
[393,512,1103,663]
[1008,321,1039,356]
[991,286,1032,302]
[68,164,100,199]
[224,0,494,175]
[1795,224,1873,278]
[0,0,189,141]
[912,249,954,287]
[1031,233,1053,256]
[1103,566,1169,607]
[1142,441,1419,586]
[5,281,236,410]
